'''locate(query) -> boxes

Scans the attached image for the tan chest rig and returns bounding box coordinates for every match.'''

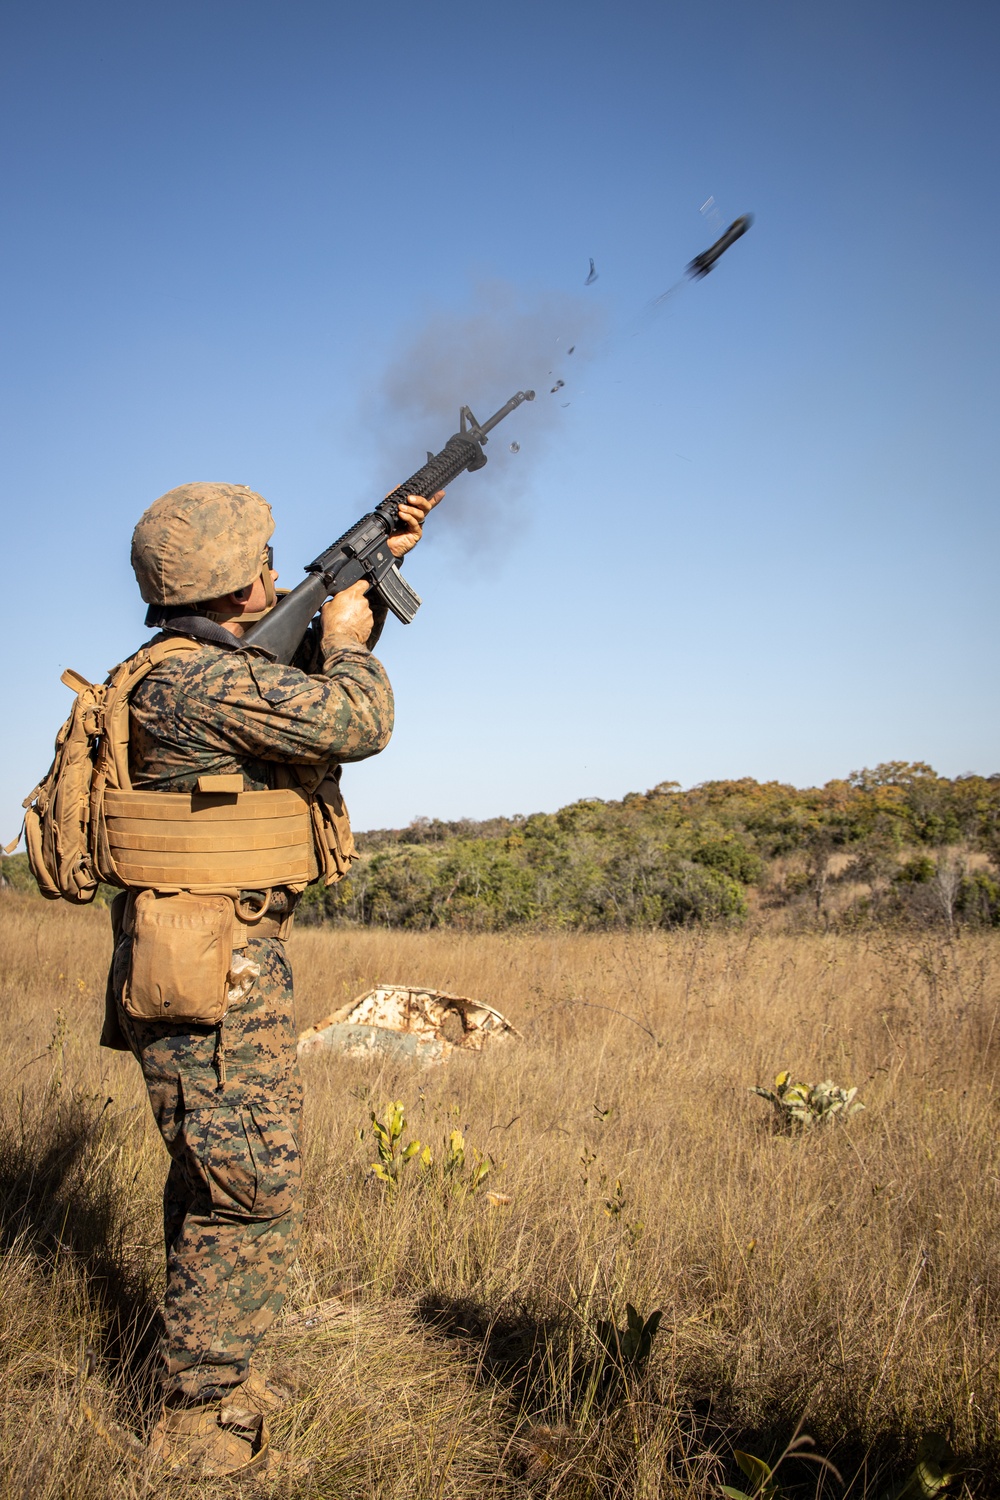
[90,636,354,1027]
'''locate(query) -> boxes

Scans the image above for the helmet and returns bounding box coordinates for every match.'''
[131,483,274,606]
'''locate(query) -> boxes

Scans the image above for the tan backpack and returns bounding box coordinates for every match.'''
[18,638,203,904]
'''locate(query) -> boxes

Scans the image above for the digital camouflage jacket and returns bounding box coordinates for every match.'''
[128,628,393,793]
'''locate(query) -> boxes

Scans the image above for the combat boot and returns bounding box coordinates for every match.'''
[231,1364,293,1415]
[148,1399,269,1476]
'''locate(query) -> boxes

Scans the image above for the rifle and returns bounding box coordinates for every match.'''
[242,389,535,665]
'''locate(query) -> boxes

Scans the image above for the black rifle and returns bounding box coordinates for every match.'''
[242,389,535,665]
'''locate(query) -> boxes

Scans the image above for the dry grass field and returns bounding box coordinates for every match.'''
[2,891,999,1498]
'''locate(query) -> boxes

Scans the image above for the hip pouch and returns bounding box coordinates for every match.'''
[123,890,235,1024]
[309,768,357,883]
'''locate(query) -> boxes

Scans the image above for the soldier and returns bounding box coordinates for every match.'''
[107,481,439,1475]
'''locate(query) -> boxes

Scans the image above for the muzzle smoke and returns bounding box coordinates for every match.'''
[361,280,606,554]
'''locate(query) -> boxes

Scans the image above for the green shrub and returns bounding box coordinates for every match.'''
[690,834,762,884]
[956,871,1000,927]
[0,852,35,894]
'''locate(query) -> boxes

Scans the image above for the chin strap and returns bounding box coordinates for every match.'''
[205,552,280,626]
[229,566,277,625]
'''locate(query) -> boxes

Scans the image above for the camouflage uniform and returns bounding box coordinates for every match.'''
[108,626,391,1403]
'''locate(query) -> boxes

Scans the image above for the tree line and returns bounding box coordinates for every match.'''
[303,762,1000,931]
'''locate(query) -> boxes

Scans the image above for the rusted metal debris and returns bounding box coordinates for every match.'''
[275,1296,352,1335]
[297,985,521,1064]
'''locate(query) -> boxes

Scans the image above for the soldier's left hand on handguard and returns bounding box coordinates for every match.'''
[386,490,445,559]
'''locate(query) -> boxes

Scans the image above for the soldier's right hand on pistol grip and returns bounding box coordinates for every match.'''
[321,580,374,648]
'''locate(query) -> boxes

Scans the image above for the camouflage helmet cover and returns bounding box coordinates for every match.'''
[131,483,274,606]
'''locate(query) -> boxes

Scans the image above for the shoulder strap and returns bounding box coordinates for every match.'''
[144,635,207,669]
[100,636,205,793]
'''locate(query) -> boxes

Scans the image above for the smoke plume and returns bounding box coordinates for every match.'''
[359,280,605,555]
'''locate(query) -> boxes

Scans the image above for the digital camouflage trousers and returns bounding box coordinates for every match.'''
[114,933,303,1404]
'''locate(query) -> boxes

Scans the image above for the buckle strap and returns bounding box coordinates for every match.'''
[235,911,289,941]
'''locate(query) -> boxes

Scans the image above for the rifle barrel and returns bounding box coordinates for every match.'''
[479,388,535,435]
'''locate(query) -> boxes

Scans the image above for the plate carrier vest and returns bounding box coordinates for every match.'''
[20,636,356,904]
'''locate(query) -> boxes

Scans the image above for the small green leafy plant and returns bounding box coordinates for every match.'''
[725,1430,961,1500]
[752,1070,865,1130]
[366,1101,492,1198]
[591,1302,663,1404]
[443,1127,490,1196]
[603,1176,626,1219]
[721,1420,842,1500]
[878,1433,960,1500]
[594,1302,662,1374]
[721,1449,781,1500]
[369,1100,430,1191]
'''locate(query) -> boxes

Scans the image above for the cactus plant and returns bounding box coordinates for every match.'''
[751,1071,865,1130]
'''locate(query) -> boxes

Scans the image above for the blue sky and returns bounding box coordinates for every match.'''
[2,1,998,833]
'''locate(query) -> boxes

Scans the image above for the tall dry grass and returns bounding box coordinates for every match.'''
[1,891,999,1497]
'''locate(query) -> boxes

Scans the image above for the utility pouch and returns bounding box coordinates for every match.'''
[123,890,235,1024]
[309,766,357,884]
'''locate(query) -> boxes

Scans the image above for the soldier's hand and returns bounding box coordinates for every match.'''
[321,581,374,648]
[387,491,444,559]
